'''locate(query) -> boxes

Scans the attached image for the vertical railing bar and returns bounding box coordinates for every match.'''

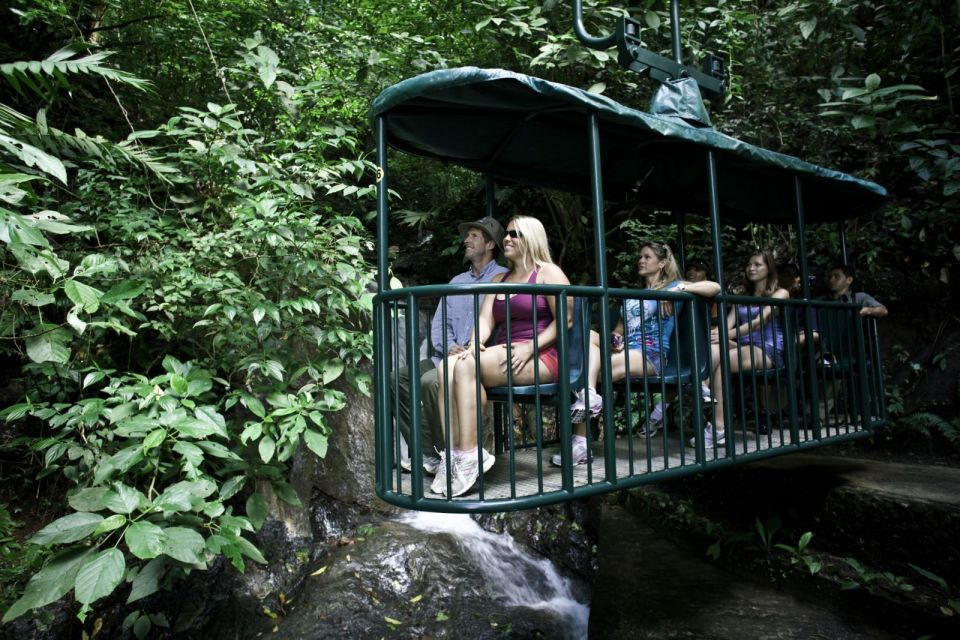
[622,296,636,477]
[706,151,732,463]
[555,294,574,492]
[503,294,516,498]
[391,300,404,494]
[587,113,615,489]
[405,293,424,498]
[472,292,489,501]
[439,291,453,500]
[733,305,750,454]
[531,287,544,494]
[793,176,818,444]
[853,310,872,431]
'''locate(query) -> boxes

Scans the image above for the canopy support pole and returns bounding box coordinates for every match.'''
[839,222,849,264]
[589,112,616,485]
[794,177,819,442]
[374,116,391,497]
[707,151,733,459]
[670,0,682,63]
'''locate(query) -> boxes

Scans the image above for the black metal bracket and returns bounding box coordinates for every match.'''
[615,16,726,98]
[572,1,726,99]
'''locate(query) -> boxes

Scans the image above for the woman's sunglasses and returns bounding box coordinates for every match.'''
[506,229,523,239]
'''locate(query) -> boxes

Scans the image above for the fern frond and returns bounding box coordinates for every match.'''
[2,107,175,184]
[0,46,152,101]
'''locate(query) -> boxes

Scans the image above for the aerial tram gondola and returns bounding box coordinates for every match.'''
[371,1,888,513]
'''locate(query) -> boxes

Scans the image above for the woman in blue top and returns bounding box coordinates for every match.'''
[697,250,789,449]
[555,243,719,467]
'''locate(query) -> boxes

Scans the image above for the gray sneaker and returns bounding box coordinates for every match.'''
[402,453,443,475]
[570,388,602,423]
[422,454,442,475]
[550,438,592,467]
[447,448,495,497]
[429,451,450,495]
[688,422,725,448]
[643,402,666,437]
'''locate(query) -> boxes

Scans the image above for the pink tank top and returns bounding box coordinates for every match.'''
[492,269,553,344]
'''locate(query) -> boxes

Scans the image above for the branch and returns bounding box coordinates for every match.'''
[87,14,165,33]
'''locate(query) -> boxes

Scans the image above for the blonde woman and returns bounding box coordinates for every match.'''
[434,215,572,496]
[555,242,719,466]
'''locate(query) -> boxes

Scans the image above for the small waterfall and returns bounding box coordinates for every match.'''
[401,511,589,639]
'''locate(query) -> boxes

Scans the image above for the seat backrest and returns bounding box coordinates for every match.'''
[567,297,587,389]
[817,306,856,359]
[669,300,711,381]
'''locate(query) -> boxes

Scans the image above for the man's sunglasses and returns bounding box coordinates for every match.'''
[506,229,523,239]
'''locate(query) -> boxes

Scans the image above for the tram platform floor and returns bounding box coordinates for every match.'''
[395,422,869,501]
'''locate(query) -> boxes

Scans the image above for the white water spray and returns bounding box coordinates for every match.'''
[401,511,589,639]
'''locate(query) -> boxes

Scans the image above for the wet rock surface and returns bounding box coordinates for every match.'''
[475,499,600,580]
[247,514,588,639]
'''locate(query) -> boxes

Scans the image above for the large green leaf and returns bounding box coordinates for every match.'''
[25,326,71,364]
[30,210,92,235]
[125,521,166,559]
[236,536,267,565]
[245,493,268,530]
[2,546,94,622]
[105,483,146,514]
[74,548,125,604]
[321,359,345,385]
[303,429,328,458]
[30,512,104,545]
[258,435,276,463]
[68,487,110,512]
[93,514,127,537]
[194,406,228,438]
[155,479,216,514]
[161,527,206,565]
[63,279,103,313]
[100,280,145,303]
[11,288,55,306]
[173,441,204,469]
[127,557,167,604]
[94,445,144,483]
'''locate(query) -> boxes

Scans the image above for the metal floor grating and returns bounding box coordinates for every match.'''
[391,422,868,503]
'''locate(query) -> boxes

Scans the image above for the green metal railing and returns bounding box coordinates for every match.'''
[374,284,886,513]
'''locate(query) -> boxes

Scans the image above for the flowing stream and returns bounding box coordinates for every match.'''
[401,511,590,639]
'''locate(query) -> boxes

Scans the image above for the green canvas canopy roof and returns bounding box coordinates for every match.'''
[371,66,887,225]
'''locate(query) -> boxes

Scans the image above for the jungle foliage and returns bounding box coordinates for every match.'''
[0,0,957,629]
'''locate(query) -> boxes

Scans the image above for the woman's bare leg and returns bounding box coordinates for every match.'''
[712,344,774,432]
[436,355,462,449]
[451,345,556,450]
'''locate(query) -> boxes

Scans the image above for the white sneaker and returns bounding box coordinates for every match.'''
[422,454,442,475]
[570,388,602,423]
[429,451,450,495]
[550,438,592,467]
[644,402,667,437]
[688,422,725,448]
[701,385,714,403]
[447,449,495,497]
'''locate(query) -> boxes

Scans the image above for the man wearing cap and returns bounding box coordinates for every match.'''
[396,217,509,474]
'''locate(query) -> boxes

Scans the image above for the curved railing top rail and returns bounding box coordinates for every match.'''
[376,282,870,311]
